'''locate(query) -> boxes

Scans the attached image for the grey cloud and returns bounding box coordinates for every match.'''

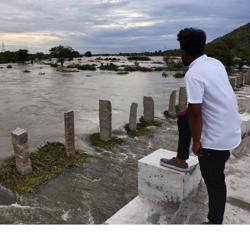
[0,0,249,53]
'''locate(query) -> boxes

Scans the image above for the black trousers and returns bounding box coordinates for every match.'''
[177,112,230,224]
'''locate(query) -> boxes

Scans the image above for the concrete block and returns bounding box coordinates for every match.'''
[105,196,179,224]
[138,149,201,203]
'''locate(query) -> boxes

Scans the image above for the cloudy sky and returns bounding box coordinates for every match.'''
[0,0,249,53]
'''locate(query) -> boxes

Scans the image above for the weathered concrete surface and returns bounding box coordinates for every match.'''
[105,195,179,224]
[106,149,201,224]
[129,103,138,131]
[99,100,112,141]
[143,96,154,122]
[64,111,76,157]
[11,128,32,175]
[168,90,177,116]
[178,87,187,112]
[138,149,200,203]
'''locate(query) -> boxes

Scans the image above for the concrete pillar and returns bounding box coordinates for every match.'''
[138,149,201,203]
[240,72,245,87]
[229,76,237,91]
[168,90,177,116]
[143,96,154,122]
[99,100,112,141]
[236,75,241,89]
[178,87,187,112]
[64,111,76,157]
[245,69,250,85]
[11,128,32,175]
[129,103,138,131]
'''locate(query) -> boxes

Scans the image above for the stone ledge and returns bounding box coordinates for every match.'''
[138,149,200,203]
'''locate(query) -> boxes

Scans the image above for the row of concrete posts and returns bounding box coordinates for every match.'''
[10,96,155,175]
[10,69,250,176]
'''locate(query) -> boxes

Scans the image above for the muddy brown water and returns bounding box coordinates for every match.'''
[0,57,184,224]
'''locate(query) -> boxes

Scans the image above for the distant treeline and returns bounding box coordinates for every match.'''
[0,50,50,64]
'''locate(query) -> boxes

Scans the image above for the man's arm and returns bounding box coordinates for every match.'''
[188,103,202,156]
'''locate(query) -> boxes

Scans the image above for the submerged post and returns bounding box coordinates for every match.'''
[143,96,154,122]
[246,69,250,85]
[64,111,76,157]
[99,100,112,141]
[229,76,237,91]
[240,72,245,87]
[178,87,187,113]
[168,90,177,116]
[11,128,32,175]
[129,102,138,131]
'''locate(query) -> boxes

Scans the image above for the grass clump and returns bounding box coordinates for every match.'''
[164,111,177,119]
[139,116,163,127]
[127,56,151,61]
[99,63,119,71]
[124,123,149,137]
[77,64,96,71]
[90,133,123,149]
[124,117,163,137]
[173,72,185,78]
[123,65,153,72]
[0,142,92,194]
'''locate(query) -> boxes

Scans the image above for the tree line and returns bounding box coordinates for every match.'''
[0,46,93,65]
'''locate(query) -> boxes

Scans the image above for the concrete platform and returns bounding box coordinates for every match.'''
[105,196,179,224]
[138,149,200,203]
[106,149,201,224]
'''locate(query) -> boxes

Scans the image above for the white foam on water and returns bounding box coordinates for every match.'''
[88,209,95,224]
[61,210,71,221]
[240,112,250,121]
[0,203,37,210]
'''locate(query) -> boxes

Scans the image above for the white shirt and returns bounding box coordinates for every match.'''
[185,54,241,150]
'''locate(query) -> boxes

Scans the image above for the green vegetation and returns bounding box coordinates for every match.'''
[139,116,163,127]
[84,51,92,57]
[124,117,162,137]
[163,56,185,70]
[206,23,250,69]
[99,63,119,71]
[173,72,185,78]
[0,142,92,194]
[124,123,149,137]
[77,64,96,71]
[127,56,151,61]
[123,65,153,72]
[49,45,80,66]
[117,71,129,75]
[0,50,50,64]
[161,23,250,70]
[90,133,123,149]
[164,111,177,119]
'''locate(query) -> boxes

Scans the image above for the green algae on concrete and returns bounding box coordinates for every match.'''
[124,117,163,137]
[164,105,181,120]
[90,133,123,150]
[124,123,150,137]
[164,111,177,119]
[0,142,92,195]
[139,116,163,128]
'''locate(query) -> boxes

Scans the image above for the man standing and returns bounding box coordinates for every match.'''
[161,28,241,224]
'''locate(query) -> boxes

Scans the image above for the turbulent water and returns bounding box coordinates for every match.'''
[0,56,184,224]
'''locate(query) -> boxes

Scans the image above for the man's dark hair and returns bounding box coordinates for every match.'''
[177,28,206,57]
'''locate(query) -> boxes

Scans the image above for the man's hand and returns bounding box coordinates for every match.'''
[192,142,202,156]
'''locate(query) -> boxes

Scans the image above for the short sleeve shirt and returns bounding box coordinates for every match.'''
[184,54,241,150]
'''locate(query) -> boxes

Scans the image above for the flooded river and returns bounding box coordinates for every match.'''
[0,56,184,224]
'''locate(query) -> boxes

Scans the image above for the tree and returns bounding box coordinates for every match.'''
[49,45,80,66]
[16,49,29,62]
[84,51,92,57]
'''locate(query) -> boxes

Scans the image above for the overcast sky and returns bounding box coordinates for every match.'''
[0,0,249,53]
